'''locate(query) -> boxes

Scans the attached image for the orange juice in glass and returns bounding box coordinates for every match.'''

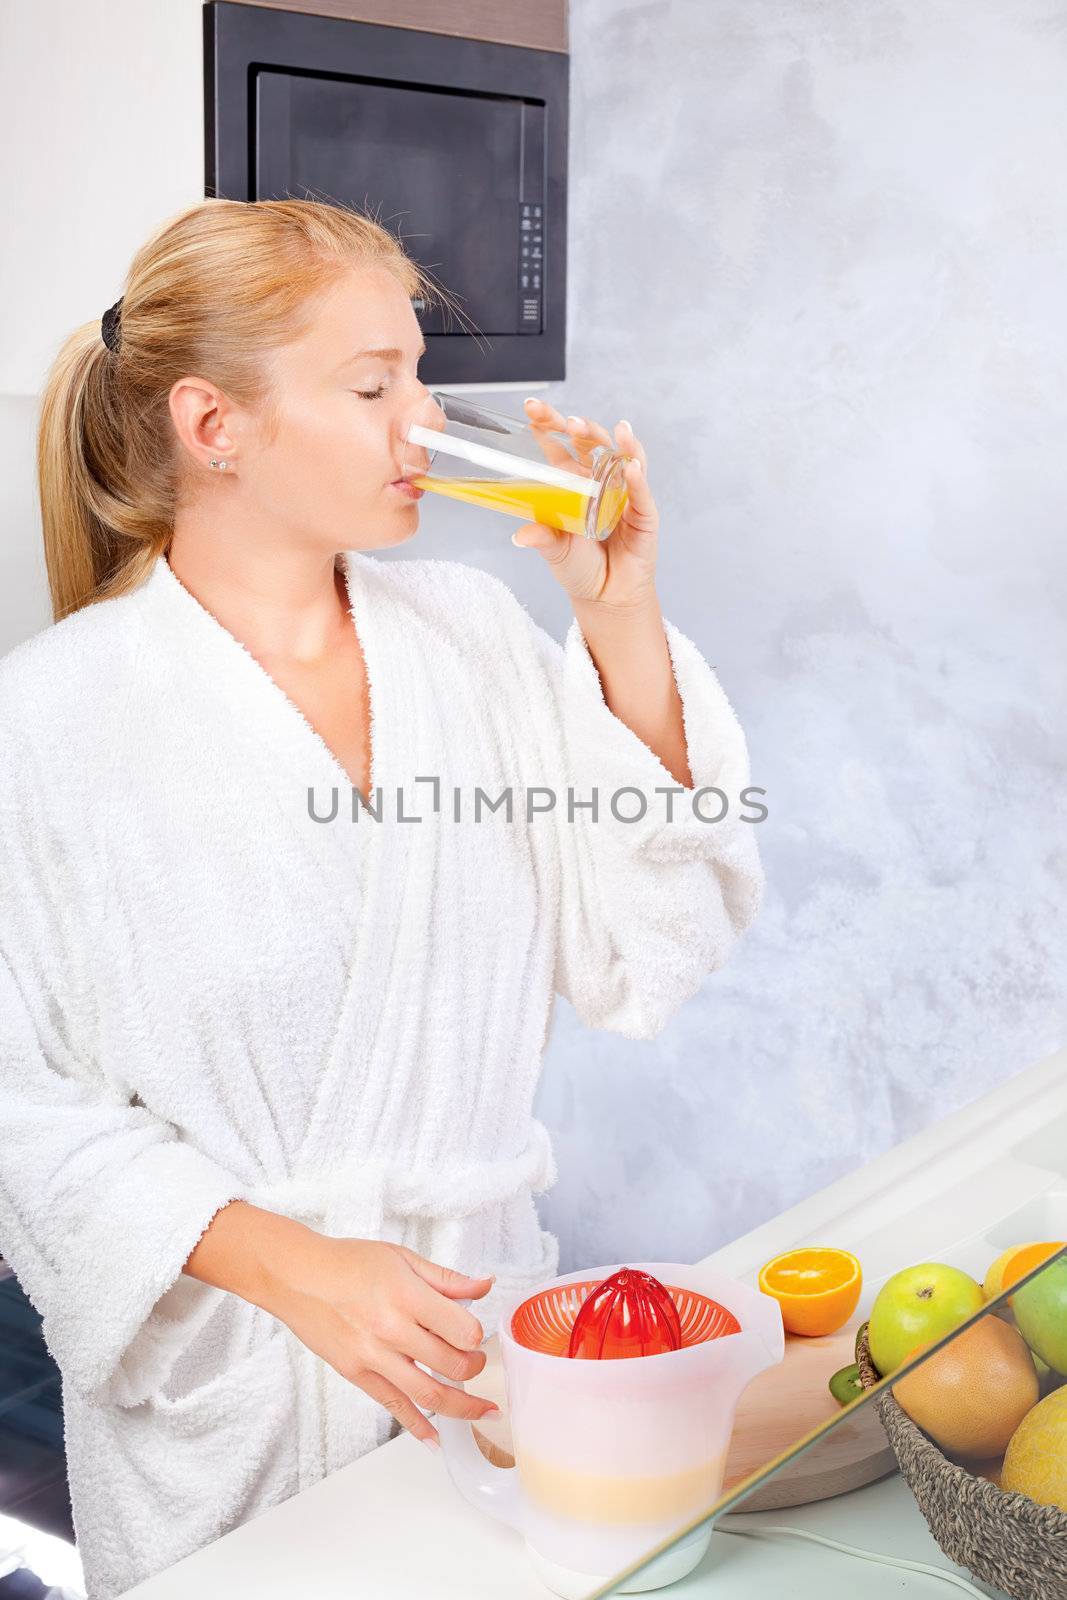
[400,392,631,540]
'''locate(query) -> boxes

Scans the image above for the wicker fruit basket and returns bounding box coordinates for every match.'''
[856,1328,1067,1600]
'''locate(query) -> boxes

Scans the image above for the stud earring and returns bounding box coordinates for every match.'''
[208,458,232,472]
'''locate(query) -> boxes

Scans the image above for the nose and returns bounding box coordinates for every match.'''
[413,386,446,428]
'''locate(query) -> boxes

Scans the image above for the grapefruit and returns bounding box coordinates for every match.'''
[891,1314,1039,1460]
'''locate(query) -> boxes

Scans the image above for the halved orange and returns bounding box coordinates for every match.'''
[1001,1241,1066,1304]
[984,1243,1042,1301]
[758,1246,863,1337]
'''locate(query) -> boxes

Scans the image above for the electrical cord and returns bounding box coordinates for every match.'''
[716,1521,993,1597]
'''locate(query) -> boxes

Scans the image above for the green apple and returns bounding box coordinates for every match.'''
[868,1262,985,1376]
[1012,1255,1067,1376]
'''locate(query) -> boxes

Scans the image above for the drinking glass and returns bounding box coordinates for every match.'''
[400,391,631,540]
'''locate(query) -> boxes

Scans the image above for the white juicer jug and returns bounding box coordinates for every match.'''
[435,1261,785,1598]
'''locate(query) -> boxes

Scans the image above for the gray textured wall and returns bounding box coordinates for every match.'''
[522,0,1067,1268]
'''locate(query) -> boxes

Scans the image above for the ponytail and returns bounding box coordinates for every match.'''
[37,322,168,622]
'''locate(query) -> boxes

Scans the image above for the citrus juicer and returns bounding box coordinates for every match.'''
[434,1262,785,1598]
[561,1267,738,1359]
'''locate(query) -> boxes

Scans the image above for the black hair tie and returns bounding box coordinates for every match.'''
[101,298,123,353]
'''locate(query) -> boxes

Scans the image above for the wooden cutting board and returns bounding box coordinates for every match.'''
[466,1313,896,1512]
[720,1315,897,1510]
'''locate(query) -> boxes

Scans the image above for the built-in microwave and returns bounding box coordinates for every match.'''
[203,1,569,386]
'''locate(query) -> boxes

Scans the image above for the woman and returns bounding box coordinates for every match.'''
[0,198,763,1598]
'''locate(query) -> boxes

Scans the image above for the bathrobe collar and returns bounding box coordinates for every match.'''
[132,548,390,828]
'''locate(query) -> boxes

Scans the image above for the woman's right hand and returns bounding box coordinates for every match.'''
[257,1225,499,1449]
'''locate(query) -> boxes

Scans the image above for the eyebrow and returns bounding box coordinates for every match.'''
[346,343,427,363]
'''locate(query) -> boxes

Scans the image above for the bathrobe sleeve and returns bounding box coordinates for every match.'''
[0,688,249,1408]
[522,606,765,1040]
[0,940,249,1407]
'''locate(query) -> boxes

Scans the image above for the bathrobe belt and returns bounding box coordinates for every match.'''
[244,1118,557,1244]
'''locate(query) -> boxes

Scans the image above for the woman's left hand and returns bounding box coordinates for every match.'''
[513,398,659,610]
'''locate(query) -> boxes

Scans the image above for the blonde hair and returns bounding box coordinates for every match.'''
[37,197,452,621]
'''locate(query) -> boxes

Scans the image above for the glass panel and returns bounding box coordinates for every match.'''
[590,1245,1067,1598]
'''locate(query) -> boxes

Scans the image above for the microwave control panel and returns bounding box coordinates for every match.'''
[519,202,544,332]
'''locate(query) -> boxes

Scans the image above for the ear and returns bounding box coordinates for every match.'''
[168,376,240,473]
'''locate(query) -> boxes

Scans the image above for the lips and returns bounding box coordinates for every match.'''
[391,479,424,500]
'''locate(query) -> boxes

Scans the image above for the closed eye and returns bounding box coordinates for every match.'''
[353,385,387,400]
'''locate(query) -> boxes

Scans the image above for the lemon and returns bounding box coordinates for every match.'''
[1001,1386,1067,1512]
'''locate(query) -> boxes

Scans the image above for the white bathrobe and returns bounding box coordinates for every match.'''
[0,549,762,1598]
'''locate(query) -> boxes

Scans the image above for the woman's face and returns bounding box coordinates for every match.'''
[230,265,436,553]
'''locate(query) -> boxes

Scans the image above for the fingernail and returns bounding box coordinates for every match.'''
[483,1406,502,1418]
[567,414,582,426]
[618,419,632,430]
[511,532,523,546]
[630,458,643,473]
[422,1435,441,1452]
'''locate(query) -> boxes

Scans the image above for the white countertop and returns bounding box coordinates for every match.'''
[682,1475,1014,1598]
[122,1046,1067,1599]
